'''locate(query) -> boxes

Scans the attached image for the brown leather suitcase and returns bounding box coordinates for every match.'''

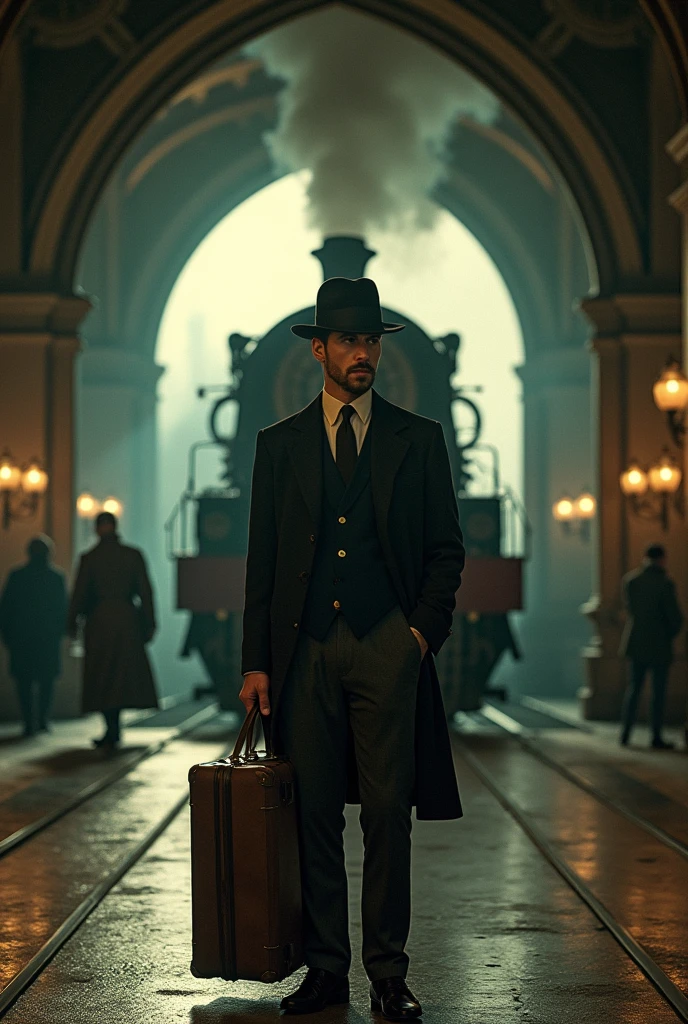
[188,705,303,982]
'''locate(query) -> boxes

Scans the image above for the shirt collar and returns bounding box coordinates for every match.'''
[321,386,373,427]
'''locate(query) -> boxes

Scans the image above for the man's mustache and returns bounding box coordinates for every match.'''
[349,365,374,373]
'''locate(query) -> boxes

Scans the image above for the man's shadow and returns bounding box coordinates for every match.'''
[190,998,369,1023]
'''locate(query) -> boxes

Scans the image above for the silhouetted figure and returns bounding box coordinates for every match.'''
[619,543,683,749]
[67,511,158,751]
[0,536,68,737]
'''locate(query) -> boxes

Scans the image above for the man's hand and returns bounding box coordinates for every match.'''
[410,627,429,658]
[239,671,271,715]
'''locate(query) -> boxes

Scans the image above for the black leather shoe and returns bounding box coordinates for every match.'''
[92,735,119,753]
[280,968,349,1014]
[370,977,422,1020]
[651,738,675,750]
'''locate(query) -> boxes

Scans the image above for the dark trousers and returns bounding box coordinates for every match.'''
[621,660,670,742]
[102,708,121,741]
[14,673,55,733]
[279,605,422,982]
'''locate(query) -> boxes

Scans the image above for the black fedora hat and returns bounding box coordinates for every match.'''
[290,277,405,339]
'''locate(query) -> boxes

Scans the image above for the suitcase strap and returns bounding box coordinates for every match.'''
[230,704,274,762]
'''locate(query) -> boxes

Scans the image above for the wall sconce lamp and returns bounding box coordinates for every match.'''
[552,490,596,540]
[652,357,688,447]
[0,449,49,530]
[620,449,684,532]
[76,492,124,520]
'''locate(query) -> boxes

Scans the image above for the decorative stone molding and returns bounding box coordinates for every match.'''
[26,0,135,57]
[581,293,682,335]
[539,0,646,57]
[0,292,91,333]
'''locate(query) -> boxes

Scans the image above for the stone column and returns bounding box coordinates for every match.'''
[580,293,687,721]
[77,346,164,558]
[0,291,90,720]
[512,345,594,697]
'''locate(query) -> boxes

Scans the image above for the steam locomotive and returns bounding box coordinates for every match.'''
[166,235,526,713]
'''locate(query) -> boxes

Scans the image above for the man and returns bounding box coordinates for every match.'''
[0,536,67,737]
[619,543,683,749]
[240,277,465,1020]
[68,511,158,750]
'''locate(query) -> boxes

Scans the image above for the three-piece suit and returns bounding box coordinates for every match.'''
[241,386,465,981]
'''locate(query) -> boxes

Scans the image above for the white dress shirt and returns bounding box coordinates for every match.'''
[320,386,373,458]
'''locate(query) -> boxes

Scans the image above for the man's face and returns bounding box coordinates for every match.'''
[312,331,382,396]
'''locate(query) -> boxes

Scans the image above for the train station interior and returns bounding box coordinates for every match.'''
[1,0,688,1020]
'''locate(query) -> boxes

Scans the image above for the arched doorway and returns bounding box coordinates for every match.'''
[73,11,596,706]
[1,0,683,723]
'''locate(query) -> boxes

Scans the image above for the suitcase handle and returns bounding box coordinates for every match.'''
[230,704,274,762]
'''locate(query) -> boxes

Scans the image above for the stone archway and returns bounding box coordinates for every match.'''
[29,0,641,290]
[1,0,683,723]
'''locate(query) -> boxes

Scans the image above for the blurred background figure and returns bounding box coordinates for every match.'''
[619,544,683,750]
[67,511,159,752]
[0,536,68,737]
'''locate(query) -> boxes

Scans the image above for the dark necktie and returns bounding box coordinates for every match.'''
[336,405,358,486]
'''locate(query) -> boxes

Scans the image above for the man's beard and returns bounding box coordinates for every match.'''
[325,354,376,395]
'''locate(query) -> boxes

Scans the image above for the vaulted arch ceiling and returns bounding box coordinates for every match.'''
[5,0,655,297]
[76,51,591,364]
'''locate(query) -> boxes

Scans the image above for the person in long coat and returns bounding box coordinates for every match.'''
[239,277,465,1020]
[67,511,158,750]
[618,542,683,749]
[0,535,68,736]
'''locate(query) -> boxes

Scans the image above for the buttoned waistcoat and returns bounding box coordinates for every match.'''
[241,388,466,820]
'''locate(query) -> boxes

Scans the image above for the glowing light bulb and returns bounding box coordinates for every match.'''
[620,462,648,496]
[0,451,21,492]
[102,496,123,518]
[576,493,596,519]
[76,492,99,518]
[648,452,682,493]
[653,361,688,411]
[552,498,575,521]
[21,461,48,494]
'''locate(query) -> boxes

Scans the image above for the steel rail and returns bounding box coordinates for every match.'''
[0,791,188,1017]
[456,742,688,1023]
[0,703,219,860]
[0,735,235,1019]
[478,703,688,862]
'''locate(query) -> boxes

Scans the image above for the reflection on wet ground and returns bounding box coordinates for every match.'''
[3,727,686,1024]
[1,704,687,1022]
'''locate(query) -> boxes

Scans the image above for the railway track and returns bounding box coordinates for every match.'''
[0,702,221,859]
[0,708,235,1018]
[478,701,688,860]
[2,702,687,1020]
[454,713,688,1022]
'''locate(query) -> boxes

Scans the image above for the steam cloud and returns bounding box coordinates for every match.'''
[246,6,500,237]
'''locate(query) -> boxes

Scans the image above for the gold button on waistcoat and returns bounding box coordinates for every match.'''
[338,516,346,524]
[333,600,341,609]
[337,549,346,558]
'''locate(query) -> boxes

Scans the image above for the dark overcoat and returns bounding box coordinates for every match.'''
[0,563,68,679]
[618,563,684,664]
[68,536,159,713]
[241,389,466,820]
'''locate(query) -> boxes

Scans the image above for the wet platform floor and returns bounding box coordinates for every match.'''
[0,706,687,1023]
